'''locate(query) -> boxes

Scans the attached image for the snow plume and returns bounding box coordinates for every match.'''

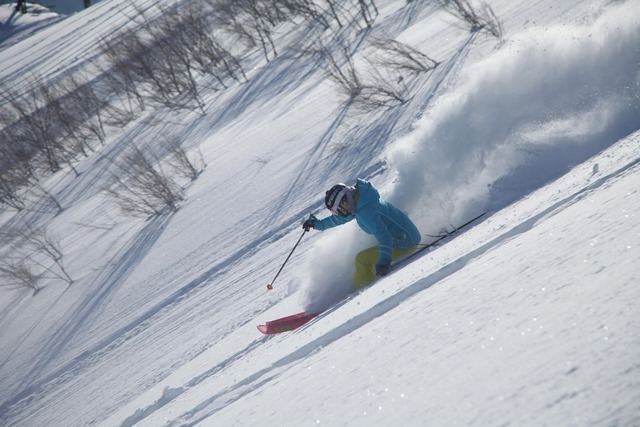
[299,2,639,311]
[386,1,640,237]
[299,221,374,313]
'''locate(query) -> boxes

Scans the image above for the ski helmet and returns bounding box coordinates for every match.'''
[325,183,354,217]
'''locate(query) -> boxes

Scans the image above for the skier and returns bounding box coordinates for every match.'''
[303,179,421,289]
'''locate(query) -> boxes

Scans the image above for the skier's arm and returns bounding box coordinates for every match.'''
[313,213,354,231]
[359,209,393,266]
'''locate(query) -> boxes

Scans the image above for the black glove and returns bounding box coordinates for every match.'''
[302,214,317,231]
[375,263,390,277]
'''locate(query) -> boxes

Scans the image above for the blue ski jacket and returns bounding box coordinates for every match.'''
[314,179,421,266]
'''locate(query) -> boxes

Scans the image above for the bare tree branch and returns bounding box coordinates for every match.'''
[441,0,504,38]
[369,37,439,73]
[105,144,184,217]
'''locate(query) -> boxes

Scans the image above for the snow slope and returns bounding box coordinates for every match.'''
[0,4,62,48]
[0,0,638,425]
[109,132,640,426]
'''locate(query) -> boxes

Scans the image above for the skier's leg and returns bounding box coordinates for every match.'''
[354,245,379,290]
[391,246,417,263]
[354,245,418,290]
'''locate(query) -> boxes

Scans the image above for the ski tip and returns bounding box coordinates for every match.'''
[257,324,269,334]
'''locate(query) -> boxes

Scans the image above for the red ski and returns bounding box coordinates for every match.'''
[257,311,323,334]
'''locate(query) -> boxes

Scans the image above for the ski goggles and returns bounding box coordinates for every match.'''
[329,187,351,217]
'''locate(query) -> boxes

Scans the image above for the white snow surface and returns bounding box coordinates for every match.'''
[0,0,639,425]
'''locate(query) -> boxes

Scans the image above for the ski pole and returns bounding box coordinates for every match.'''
[267,229,307,290]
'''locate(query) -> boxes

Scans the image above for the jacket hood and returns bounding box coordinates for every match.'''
[355,178,380,209]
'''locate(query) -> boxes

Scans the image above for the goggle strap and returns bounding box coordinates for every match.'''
[330,187,349,214]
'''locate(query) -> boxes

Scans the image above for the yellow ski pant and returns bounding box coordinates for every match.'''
[354,245,417,290]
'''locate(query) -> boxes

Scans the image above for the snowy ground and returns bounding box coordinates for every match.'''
[0,0,638,425]
[109,134,639,426]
